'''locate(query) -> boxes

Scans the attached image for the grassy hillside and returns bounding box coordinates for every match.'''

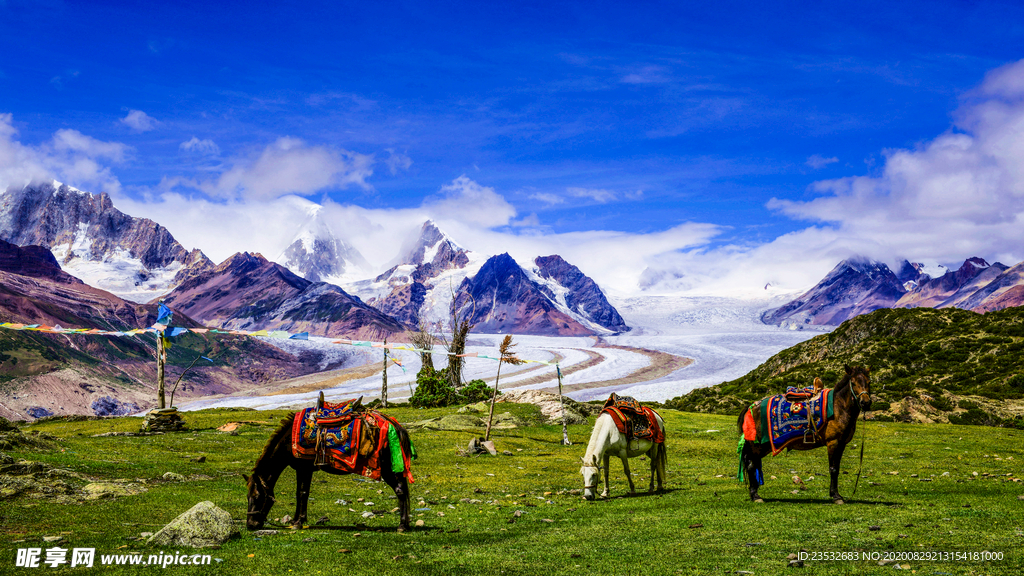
[666,307,1024,426]
[1,406,1022,575]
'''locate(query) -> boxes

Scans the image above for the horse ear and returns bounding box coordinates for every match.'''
[844,365,852,375]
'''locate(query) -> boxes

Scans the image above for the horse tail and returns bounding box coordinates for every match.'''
[658,441,668,469]
[737,406,747,435]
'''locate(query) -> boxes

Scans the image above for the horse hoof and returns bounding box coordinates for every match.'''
[833,499,845,505]
[397,527,407,533]
[753,498,764,504]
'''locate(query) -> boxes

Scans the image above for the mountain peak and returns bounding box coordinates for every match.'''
[276,204,368,283]
[402,220,465,267]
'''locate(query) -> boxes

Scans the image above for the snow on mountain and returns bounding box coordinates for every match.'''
[276,203,370,285]
[0,180,213,303]
[761,257,907,327]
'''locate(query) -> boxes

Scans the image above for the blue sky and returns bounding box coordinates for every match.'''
[3,1,1024,295]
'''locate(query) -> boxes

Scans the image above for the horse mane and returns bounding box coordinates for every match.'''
[253,413,296,473]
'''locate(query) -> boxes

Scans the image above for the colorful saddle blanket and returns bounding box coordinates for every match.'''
[291,400,415,483]
[743,389,834,455]
[601,394,664,444]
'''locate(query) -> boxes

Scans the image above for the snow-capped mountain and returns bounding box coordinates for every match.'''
[346,220,489,327]
[529,255,628,333]
[346,220,628,335]
[0,180,213,303]
[761,258,907,327]
[276,204,370,284]
[895,257,1008,309]
[765,255,1024,327]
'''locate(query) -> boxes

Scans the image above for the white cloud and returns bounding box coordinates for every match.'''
[179,137,220,156]
[805,154,838,169]
[0,114,127,194]
[202,137,375,201]
[769,58,1024,271]
[567,186,617,203]
[119,110,159,132]
[421,175,517,228]
[384,149,412,175]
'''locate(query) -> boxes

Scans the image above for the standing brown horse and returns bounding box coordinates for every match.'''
[737,365,871,504]
[244,412,414,531]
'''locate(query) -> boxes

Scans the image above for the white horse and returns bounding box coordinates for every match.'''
[580,411,667,500]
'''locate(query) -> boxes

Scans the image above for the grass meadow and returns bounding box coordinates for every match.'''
[2,404,1022,575]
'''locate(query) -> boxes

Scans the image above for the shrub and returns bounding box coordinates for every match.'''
[457,379,494,404]
[928,396,954,412]
[409,370,458,408]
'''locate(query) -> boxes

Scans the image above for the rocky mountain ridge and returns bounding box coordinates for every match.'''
[764,255,1024,327]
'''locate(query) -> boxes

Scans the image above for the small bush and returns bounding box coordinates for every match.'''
[958,399,980,411]
[410,371,458,408]
[949,408,995,426]
[928,396,954,412]
[870,401,891,412]
[457,379,494,404]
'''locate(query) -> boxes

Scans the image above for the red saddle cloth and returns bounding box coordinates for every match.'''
[601,393,664,444]
[291,399,414,483]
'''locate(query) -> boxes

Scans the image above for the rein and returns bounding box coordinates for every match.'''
[581,462,603,491]
[850,410,867,496]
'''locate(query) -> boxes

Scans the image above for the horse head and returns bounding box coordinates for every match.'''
[243,473,276,530]
[579,456,602,501]
[845,365,872,412]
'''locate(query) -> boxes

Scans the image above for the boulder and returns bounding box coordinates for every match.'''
[82,482,147,500]
[147,501,238,548]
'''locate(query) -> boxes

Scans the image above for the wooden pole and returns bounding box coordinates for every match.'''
[381,336,389,408]
[156,333,166,409]
[557,364,570,445]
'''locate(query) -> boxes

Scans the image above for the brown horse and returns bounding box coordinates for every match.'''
[244,412,413,531]
[737,365,871,504]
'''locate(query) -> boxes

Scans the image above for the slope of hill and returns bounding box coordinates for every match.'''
[161,251,406,338]
[0,245,333,420]
[668,307,1024,426]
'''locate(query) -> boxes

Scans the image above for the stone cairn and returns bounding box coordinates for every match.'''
[142,407,186,432]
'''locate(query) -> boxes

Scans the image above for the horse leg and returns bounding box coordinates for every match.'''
[621,456,636,494]
[828,442,847,504]
[657,444,666,492]
[647,448,657,493]
[382,470,411,531]
[602,453,611,498]
[744,442,764,503]
[293,466,313,527]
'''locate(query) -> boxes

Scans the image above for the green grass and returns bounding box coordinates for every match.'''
[2,406,1023,574]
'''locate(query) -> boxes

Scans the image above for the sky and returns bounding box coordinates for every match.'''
[3,1,1024,297]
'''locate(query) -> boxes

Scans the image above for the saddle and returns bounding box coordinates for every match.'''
[291,393,416,483]
[601,393,664,444]
[783,377,824,402]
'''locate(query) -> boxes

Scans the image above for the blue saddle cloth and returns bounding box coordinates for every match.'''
[763,389,834,454]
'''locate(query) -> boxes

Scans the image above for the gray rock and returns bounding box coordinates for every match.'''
[147,501,238,548]
[162,472,186,482]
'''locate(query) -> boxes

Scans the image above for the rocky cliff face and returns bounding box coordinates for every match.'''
[532,255,628,333]
[0,181,213,302]
[161,251,405,338]
[761,258,907,327]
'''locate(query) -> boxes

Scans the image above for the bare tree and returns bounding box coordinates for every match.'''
[408,322,435,376]
[484,334,526,441]
[440,281,476,390]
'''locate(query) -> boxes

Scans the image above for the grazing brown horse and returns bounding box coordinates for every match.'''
[738,365,871,504]
[244,412,413,531]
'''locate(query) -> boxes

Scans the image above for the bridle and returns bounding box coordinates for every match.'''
[246,475,276,518]
[581,462,603,491]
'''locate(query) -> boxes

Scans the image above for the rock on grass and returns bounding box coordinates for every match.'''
[147,501,238,548]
